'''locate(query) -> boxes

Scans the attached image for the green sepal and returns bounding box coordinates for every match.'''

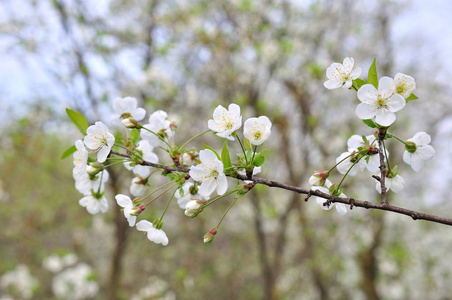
[178,187,184,197]
[221,140,232,169]
[131,128,140,144]
[362,119,377,128]
[406,93,419,102]
[253,154,265,167]
[353,78,367,89]
[203,145,221,160]
[66,108,89,135]
[367,58,378,89]
[61,145,77,159]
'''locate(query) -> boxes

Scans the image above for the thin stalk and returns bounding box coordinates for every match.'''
[251,145,258,163]
[141,127,171,149]
[327,152,355,175]
[216,195,240,229]
[180,130,210,150]
[337,157,362,190]
[141,181,175,202]
[204,189,238,208]
[144,183,177,207]
[234,132,248,164]
[159,189,177,221]
[390,134,409,146]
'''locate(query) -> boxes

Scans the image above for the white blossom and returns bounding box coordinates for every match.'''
[356,77,406,126]
[376,174,404,193]
[311,180,347,215]
[115,194,138,226]
[136,220,169,246]
[175,181,209,209]
[141,110,173,147]
[335,151,365,176]
[189,149,228,196]
[73,140,88,176]
[347,134,381,172]
[83,121,115,163]
[110,96,146,125]
[0,265,39,300]
[243,116,272,146]
[52,263,99,300]
[124,140,158,177]
[74,170,109,195]
[208,103,242,140]
[403,132,435,172]
[79,194,108,215]
[324,57,362,90]
[394,73,416,98]
[130,176,147,197]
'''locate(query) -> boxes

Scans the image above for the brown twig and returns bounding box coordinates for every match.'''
[110,150,452,227]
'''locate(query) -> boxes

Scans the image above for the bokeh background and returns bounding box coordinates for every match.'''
[1,0,452,299]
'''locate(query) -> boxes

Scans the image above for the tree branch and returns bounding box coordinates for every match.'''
[110,150,452,227]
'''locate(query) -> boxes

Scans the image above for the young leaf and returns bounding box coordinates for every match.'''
[203,145,221,160]
[244,138,251,150]
[367,58,378,89]
[221,140,232,169]
[131,128,140,144]
[61,145,77,159]
[66,108,89,135]
[353,78,367,89]
[362,119,377,128]
[405,93,419,102]
[253,155,265,167]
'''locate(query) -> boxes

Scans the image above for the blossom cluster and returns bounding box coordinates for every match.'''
[312,57,435,210]
[68,98,272,246]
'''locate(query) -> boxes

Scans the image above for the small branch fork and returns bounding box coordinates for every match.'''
[110,150,452,227]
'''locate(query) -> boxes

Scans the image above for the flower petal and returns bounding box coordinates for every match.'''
[115,194,132,208]
[335,203,347,215]
[386,94,405,113]
[350,67,362,79]
[375,109,396,127]
[357,84,378,104]
[378,76,396,96]
[216,174,228,195]
[324,79,342,90]
[136,220,153,231]
[411,132,431,145]
[416,145,435,161]
[356,103,377,120]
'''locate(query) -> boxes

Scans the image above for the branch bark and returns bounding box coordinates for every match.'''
[110,150,452,227]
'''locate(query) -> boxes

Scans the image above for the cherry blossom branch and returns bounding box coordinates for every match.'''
[377,128,388,205]
[110,150,452,227]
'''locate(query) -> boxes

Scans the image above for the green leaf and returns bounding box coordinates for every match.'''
[253,155,265,167]
[61,145,77,159]
[203,145,221,160]
[367,58,378,89]
[66,108,89,135]
[131,128,140,144]
[353,78,367,89]
[405,93,419,102]
[362,119,377,128]
[221,140,232,169]
[244,138,252,150]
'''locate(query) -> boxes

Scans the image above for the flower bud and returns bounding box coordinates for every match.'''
[309,171,328,186]
[237,182,255,196]
[184,200,205,217]
[203,228,217,243]
[86,163,103,176]
[130,205,145,216]
[121,117,141,129]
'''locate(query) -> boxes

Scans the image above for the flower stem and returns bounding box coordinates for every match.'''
[251,145,258,163]
[142,181,177,206]
[389,133,409,146]
[337,157,362,190]
[140,126,172,149]
[216,194,240,230]
[159,189,177,221]
[327,152,355,175]
[204,189,238,208]
[180,129,211,151]
[234,133,248,164]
